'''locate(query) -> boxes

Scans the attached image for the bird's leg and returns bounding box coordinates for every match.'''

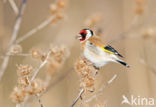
[93,65,100,70]
[80,95,83,100]
[89,88,95,93]
[95,71,98,75]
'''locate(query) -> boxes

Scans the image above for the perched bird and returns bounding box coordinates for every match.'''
[76,28,129,69]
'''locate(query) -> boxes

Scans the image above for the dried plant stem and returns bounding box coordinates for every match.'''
[16,103,21,107]
[36,95,44,107]
[41,68,73,96]
[71,88,85,107]
[15,16,56,44]
[25,69,72,107]
[31,50,51,81]
[0,53,31,59]
[0,0,27,82]
[84,74,117,104]
[108,15,139,44]
[8,0,19,15]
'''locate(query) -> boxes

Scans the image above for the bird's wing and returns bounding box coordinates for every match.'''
[89,36,123,57]
[103,45,123,57]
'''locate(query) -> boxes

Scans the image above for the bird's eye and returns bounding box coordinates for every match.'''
[80,30,87,36]
[79,30,87,41]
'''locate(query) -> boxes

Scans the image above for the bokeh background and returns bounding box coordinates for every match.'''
[0,0,156,107]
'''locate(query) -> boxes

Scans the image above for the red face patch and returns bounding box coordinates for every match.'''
[79,30,87,35]
[79,30,87,41]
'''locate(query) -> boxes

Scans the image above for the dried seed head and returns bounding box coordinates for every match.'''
[51,14,64,24]
[28,79,47,95]
[85,14,102,28]
[41,54,47,62]
[51,17,59,24]
[95,103,107,107]
[18,76,29,87]
[136,0,145,6]
[81,77,95,92]
[47,61,60,75]
[17,64,33,76]
[46,45,69,74]
[135,0,146,15]
[57,0,67,8]
[75,57,98,92]
[142,28,155,39]
[10,87,27,103]
[32,49,41,59]
[56,13,64,20]
[10,44,22,55]
[50,4,58,14]
[75,57,97,77]
[135,7,144,15]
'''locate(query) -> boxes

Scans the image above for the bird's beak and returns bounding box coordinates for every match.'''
[75,34,82,40]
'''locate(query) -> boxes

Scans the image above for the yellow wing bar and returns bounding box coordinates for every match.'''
[101,46,114,54]
[96,45,114,54]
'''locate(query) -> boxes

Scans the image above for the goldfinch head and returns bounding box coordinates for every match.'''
[76,29,93,42]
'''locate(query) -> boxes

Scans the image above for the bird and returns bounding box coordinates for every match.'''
[76,28,129,69]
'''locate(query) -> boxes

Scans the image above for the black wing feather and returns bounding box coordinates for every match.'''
[104,45,123,57]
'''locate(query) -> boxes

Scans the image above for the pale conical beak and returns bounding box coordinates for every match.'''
[75,34,82,40]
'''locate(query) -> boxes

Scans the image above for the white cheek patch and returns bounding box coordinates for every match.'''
[86,30,92,39]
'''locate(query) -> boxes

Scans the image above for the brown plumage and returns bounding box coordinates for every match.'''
[81,36,105,51]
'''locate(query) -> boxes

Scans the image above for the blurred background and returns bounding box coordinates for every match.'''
[0,0,156,107]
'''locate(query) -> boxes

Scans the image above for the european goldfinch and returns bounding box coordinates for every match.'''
[76,28,129,69]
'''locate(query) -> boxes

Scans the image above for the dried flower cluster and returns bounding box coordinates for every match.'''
[10,64,47,104]
[10,44,22,55]
[47,45,69,75]
[85,13,102,29]
[31,49,41,59]
[139,27,156,43]
[10,45,69,105]
[75,56,98,92]
[135,0,146,15]
[49,0,67,24]
[95,102,107,107]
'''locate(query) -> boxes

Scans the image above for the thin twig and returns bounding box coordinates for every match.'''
[15,16,56,44]
[83,74,117,104]
[44,68,73,95]
[71,88,85,107]
[8,0,19,15]
[0,53,31,59]
[31,50,51,81]
[108,15,139,44]
[36,95,44,107]
[26,68,73,107]
[108,12,156,44]
[23,49,52,107]
[16,103,20,107]
[0,0,27,82]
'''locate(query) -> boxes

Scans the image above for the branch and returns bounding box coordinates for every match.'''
[0,0,27,82]
[71,88,85,107]
[36,95,44,107]
[0,53,31,59]
[31,50,51,81]
[8,0,19,15]
[15,16,56,44]
[108,15,139,44]
[83,74,117,104]
[24,68,73,107]
[108,13,156,44]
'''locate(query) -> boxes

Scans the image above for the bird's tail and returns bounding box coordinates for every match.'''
[116,60,130,68]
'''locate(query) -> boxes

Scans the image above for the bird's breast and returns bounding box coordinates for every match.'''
[83,41,111,67]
